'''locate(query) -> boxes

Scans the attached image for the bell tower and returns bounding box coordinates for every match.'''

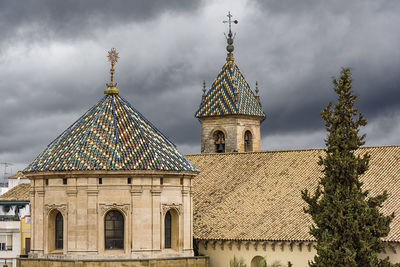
[195,12,265,153]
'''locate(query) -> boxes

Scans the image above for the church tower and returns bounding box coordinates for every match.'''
[195,12,265,153]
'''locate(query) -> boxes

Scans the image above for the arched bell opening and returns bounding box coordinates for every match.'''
[213,130,225,153]
[244,130,253,152]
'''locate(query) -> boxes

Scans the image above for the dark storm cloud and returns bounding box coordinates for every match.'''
[243,0,400,143]
[0,0,400,172]
[0,0,201,47]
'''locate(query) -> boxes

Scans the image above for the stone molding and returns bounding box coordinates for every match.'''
[161,203,183,216]
[87,189,99,196]
[66,188,78,196]
[197,239,317,253]
[98,203,130,216]
[45,203,67,216]
[151,189,162,196]
[36,189,45,197]
[131,189,143,196]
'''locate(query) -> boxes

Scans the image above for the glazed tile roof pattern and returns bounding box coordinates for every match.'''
[25,94,197,172]
[195,61,265,118]
[0,184,30,202]
[187,145,400,242]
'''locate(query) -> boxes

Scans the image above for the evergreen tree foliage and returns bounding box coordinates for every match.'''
[230,256,247,267]
[301,68,394,266]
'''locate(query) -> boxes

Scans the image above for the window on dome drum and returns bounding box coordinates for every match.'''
[55,212,63,250]
[99,178,102,184]
[45,179,49,186]
[105,210,124,249]
[62,178,67,185]
[213,131,225,153]
[244,130,253,152]
[127,177,131,184]
[165,211,172,248]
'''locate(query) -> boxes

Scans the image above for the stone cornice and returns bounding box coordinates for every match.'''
[24,169,198,178]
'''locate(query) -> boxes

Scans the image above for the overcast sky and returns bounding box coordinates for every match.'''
[0,0,399,175]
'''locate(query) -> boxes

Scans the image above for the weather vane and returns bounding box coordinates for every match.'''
[104,48,120,94]
[222,11,238,62]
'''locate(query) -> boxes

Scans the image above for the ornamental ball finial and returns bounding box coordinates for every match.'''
[104,48,120,95]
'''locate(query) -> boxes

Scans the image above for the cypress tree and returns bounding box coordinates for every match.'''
[301,68,394,266]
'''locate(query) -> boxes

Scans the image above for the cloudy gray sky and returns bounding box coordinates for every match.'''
[0,0,399,175]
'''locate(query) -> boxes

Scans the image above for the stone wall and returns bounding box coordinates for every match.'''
[196,239,400,267]
[200,115,262,153]
[18,256,209,267]
[27,170,196,260]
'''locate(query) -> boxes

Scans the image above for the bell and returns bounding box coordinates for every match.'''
[217,143,224,152]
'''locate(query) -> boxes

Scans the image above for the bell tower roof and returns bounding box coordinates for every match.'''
[195,12,265,119]
[195,61,265,119]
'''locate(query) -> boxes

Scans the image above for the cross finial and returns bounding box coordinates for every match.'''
[223,12,238,62]
[223,11,238,35]
[104,48,120,95]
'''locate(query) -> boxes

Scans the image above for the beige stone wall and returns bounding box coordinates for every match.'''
[200,116,262,153]
[197,240,400,267]
[18,256,209,267]
[27,170,196,260]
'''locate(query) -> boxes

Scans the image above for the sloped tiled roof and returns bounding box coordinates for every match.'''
[25,94,197,172]
[187,145,400,242]
[0,184,30,202]
[9,171,25,179]
[195,61,265,118]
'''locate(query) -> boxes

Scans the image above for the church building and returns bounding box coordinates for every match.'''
[188,13,400,267]
[16,12,400,267]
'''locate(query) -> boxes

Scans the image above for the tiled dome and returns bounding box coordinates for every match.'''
[25,94,197,172]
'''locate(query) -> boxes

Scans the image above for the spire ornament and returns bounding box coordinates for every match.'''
[104,48,120,95]
[255,81,259,95]
[202,80,206,96]
[223,11,238,62]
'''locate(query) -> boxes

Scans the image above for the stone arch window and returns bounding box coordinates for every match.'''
[55,212,63,250]
[251,256,266,267]
[105,210,124,249]
[164,209,179,250]
[213,130,225,153]
[244,130,253,152]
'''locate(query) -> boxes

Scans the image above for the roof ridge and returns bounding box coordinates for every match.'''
[186,144,400,157]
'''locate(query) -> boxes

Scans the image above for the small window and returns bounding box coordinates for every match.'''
[99,178,103,184]
[244,130,253,152]
[127,178,131,184]
[105,210,124,249]
[0,234,12,251]
[55,212,63,249]
[165,211,172,248]
[160,178,163,185]
[213,131,225,153]
[180,178,183,185]
[45,179,49,186]
[62,178,67,185]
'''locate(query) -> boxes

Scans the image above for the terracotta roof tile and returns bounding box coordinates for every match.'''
[0,184,30,202]
[187,146,400,242]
